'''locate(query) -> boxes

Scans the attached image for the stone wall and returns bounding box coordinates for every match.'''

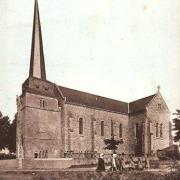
[129,113,146,155]
[0,160,18,169]
[23,158,73,169]
[72,158,97,166]
[146,93,171,153]
[128,93,171,155]
[20,92,62,159]
[64,103,129,154]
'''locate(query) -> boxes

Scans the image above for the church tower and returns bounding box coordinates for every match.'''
[16,0,62,161]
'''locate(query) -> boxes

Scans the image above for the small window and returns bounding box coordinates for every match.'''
[160,124,163,138]
[34,152,38,159]
[79,118,83,134]
[45,150,48,158]
[119,124,122,138]
[44,87,49,91]
[39,151,42,158]
[42,150,45,158]
[40,99,45,108]
[156,123,159,137]
[101,121,104,136]
[158,104,162,109]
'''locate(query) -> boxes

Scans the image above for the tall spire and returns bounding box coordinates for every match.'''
[29,0,46,80]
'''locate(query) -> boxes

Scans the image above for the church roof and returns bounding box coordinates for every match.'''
[58,86,157,114]
[22,77,157,115]
[58,86,129,114]
[129,94,156,114]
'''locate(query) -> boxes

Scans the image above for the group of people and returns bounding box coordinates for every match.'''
[96,153,149,172]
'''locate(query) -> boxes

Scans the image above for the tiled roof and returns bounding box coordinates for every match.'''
[129,94,156,114]
[59,86,128,114]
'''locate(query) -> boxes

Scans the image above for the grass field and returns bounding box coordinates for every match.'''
[0,169,179,180]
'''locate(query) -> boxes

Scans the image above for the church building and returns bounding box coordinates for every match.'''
[16,0,172,162]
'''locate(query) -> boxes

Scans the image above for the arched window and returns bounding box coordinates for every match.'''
[111,120,114,136]
[156,123,159,137]
[79,118,83,134]
[160,124,163,138]
[101,121,104,136]
[119,124,122,138]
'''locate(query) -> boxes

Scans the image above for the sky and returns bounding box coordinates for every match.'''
[0,0,180,120]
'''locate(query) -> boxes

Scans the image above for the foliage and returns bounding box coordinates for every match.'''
[0,112,17,153]
[165,170,180,180]
[104,136,123,153]
[0,153,16,160]
[7,114,17,153]
[172,109,180,144]
[0,113,10,150]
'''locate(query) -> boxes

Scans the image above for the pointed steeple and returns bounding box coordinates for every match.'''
[29,0,46,80]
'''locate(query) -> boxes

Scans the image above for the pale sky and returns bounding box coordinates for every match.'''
[0,0,180,120]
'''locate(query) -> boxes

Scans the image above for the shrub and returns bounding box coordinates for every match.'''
[0,153,16,160]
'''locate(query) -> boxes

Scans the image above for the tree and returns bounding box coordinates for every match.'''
[173,109,180,145]
[104,120,124,153]
[8,114,17,153]
[104,136,123,153]
[0,112,10,150]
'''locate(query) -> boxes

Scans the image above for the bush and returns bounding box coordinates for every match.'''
[165,170,180,180]
[0,153,16,160]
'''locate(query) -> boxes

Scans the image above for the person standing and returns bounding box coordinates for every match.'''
[118,154,123,172]
[129,154,135,170]
[112,154,118,171]
[115,154,121,171]
[96,153,105,171]
[137,158,143,170]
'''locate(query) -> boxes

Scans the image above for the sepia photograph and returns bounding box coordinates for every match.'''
[0,0,180,179]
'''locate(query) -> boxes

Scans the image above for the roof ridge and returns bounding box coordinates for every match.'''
[129,93,157,114]
[59,85,128,104]
[129,94,156,104]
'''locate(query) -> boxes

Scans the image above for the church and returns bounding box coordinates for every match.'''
[16,0,172,164]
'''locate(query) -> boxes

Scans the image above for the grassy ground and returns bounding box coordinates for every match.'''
[0,169,179,180]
